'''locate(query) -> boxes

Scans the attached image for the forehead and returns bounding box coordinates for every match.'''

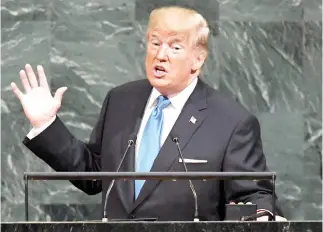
[147,11,197,38]
[147,23,196,44]
[148,29,190,42]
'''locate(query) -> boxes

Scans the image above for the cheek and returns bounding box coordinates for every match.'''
[171,59,192,74]
[145,53,152,63]
[145,50,155,61]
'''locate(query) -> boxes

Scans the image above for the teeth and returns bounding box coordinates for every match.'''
[154,69,166,77]
[156,67,165,71]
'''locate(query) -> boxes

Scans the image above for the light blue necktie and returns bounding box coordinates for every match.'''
[135,95,171,198]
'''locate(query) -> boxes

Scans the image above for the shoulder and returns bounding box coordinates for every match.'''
[201,82,262,144]
[110,79,151,95]
[101,79,151,102]
[99,79,152,111]
[202,81,256,125]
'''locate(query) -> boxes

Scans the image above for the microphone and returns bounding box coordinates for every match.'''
[102,134,137,222]
[171,136,199,222]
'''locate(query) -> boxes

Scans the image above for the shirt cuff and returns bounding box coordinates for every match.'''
[257,209,273,216]
[26,116,56,139]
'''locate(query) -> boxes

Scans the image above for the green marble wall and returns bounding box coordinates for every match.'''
[1,0,322,221]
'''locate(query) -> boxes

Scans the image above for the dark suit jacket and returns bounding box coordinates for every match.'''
[23,78,281,221]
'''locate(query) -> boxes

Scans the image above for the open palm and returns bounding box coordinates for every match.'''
[11,64,67,129]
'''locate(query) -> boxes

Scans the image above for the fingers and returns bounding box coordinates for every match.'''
[19,69,31,93]
[19,64,49,92]
[257,216,269,221]
[11,82,24,101]
[257,215,287,221]
[53,87,68,103]
[25,64,38,88]
[37,65,49,90]
[275,216,287,221]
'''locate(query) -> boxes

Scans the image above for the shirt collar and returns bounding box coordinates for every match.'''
[147,77,198,110]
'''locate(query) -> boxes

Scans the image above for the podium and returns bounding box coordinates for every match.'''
[2,172,322,231]
[1,221,322,232]
[22,171,277,221]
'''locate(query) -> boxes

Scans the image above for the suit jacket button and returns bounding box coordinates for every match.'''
[129,214,135,219]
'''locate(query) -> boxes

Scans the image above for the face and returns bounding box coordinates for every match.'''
[145,17,205,96]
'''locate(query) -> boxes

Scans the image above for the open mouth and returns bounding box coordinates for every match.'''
[153,65,167,77]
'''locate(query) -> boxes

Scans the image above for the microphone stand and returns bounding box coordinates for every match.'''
[172,137,199,222]
[102,139,135,222]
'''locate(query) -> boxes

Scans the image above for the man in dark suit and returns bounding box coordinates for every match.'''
[11,6,285,221]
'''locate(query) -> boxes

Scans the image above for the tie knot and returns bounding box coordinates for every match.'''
[156,95,170,111]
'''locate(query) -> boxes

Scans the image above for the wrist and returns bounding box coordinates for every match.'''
[31,116,56,130]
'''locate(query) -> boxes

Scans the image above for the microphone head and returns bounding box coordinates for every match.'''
[129,133,137,145]
[172,136,179,143]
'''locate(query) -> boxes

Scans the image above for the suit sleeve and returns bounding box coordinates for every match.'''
[222,115,283,216]
[22,91,112,195]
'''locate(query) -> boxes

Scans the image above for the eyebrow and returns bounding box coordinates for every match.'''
[170,37,185,43]
[149,34,186,43]
[150,34,159,39]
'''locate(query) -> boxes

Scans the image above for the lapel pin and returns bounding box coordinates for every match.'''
[189,116,197,124]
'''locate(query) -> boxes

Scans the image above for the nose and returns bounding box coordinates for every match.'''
[156,45,168,61]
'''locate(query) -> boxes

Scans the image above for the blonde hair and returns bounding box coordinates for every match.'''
[147,6,210,54]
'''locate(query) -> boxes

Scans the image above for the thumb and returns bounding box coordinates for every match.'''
[53,87,68,103]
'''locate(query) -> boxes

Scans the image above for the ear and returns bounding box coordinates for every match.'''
[192,49,207,71]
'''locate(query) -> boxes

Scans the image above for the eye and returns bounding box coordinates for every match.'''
[151,40,160,46]
[172,44,182,50]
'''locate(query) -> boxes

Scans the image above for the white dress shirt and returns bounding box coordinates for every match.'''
[26,117,56,139]
[135,77,198,164]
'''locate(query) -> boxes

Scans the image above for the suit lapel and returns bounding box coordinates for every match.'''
[115,80,152,214]
[131,79,208,211]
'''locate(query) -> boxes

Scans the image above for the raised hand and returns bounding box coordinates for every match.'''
[11,64,68,129]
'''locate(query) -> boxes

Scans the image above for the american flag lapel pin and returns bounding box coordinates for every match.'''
[189,116,197,124]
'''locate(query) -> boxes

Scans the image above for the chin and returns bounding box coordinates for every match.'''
[148,75,167,85]
[147,77,172,93]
